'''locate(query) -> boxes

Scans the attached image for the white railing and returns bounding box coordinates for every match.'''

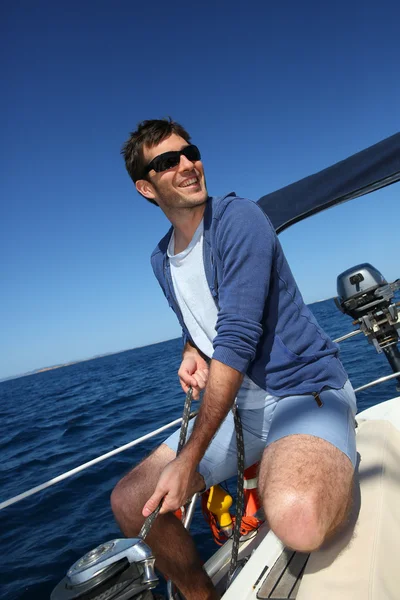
[333,330,363,343]
[0,411,198,511]
[354,371,400,393]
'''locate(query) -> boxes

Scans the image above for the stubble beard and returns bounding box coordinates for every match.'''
[156,178,208,212]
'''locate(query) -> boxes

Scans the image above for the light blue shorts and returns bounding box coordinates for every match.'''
[164,380,357,489]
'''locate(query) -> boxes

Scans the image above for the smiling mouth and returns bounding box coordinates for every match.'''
[179,177,200,188]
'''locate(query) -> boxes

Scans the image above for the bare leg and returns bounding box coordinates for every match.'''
[111,444,219,600]
[258,434,354,552]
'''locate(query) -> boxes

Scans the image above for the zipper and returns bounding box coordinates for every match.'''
[163,258,187,333]
[312,392,323,407]
[204,239,220,309]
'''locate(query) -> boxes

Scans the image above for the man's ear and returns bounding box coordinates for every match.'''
[135,178,157,202]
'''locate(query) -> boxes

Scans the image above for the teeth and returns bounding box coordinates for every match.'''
[181,178,198,188]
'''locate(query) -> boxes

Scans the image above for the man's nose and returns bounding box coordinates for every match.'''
[179,154,197,171]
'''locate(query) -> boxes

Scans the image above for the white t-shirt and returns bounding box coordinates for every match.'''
[168,220,277,409]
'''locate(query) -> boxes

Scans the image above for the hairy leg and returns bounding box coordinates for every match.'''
[258,434,354,552]
[111,443,219,600]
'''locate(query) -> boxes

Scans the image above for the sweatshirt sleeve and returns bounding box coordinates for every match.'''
[212,198,276,373]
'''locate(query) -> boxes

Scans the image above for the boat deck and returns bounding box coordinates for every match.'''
[257,550,309,599]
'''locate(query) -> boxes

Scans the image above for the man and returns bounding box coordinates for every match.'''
[111,119,357,600]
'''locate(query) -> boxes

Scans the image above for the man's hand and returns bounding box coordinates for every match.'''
[142,456,197,516]
[142,360,242,519]
[178,348,209,400]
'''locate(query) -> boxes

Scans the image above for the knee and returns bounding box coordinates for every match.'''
[110,480,124,519]
[110,479,128,522]
[110,471,142,526]
[265,492,327,552]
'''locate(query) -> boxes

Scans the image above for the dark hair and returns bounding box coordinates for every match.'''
[121,118,191,205]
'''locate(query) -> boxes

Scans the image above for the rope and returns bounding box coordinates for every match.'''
[139,388,246,589]
[177,387,194,455]
[139,387,194,540]
[227,403,245,584]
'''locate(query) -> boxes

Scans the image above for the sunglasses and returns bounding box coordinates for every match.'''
[144,144,201,176]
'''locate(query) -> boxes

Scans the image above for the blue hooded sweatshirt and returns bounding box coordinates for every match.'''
[151,193,348,397]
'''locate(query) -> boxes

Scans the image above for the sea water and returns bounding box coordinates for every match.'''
[0,298,398,600]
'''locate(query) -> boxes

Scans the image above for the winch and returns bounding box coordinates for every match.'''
[51,537,159,600]
[335,263,400,389]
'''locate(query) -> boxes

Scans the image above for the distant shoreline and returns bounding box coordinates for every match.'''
[0,352,124,383]
[36,365,64,373]
[0,338,179,384]
[1,298,336,383]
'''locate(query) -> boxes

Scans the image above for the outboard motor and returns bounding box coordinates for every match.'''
[51,538,158,600]
[335,263,400,390]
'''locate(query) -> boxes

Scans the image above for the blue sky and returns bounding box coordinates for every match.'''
[1,1,399,379]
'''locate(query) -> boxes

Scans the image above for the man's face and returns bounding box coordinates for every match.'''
[137,134,208,210]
